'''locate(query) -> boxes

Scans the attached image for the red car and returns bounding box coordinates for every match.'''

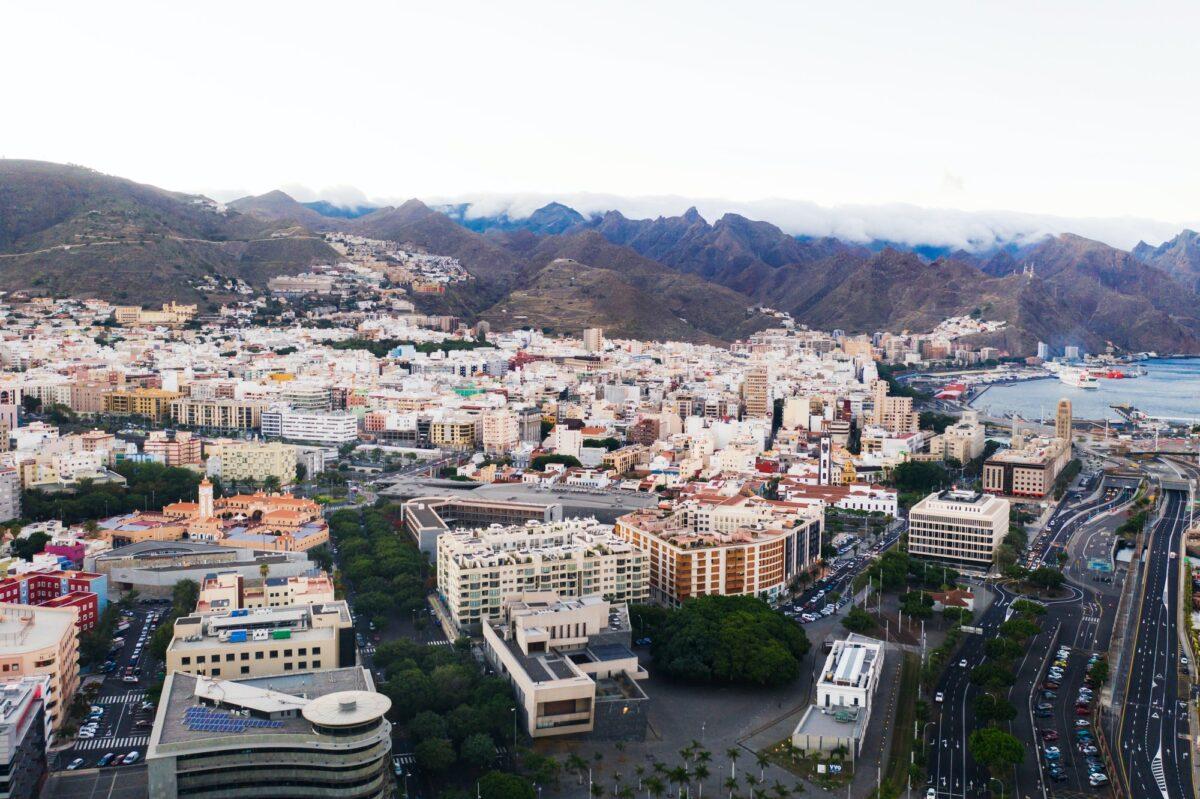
[1076,706,1090,716]
[1041,730,1060,741]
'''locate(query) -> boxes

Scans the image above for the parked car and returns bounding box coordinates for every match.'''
[97,753,116,767]
[123,751,140,765]
[67,758,85,770]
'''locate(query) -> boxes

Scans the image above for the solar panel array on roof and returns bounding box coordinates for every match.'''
[183,705,286,733]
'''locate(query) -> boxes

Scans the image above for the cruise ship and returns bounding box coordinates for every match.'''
[1059,367,1099,389]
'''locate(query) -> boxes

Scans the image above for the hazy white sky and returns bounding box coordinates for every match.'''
[4,1,1199,243]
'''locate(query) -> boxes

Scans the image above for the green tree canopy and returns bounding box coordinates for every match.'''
[648,595,810,687]
[968,727,1024,774]
[478,771,537,799]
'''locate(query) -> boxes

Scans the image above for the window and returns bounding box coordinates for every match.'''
[284,649,293,657]
[299,647,307,656]
[298,661,307,670]
[284,662,293,671]
[255,651,264,660]
[212,668,221,676]
[196,655,205,664]
[181,657,191,665]
[225,653,234,662]
[240,666,250,674]
[312,646,321,655]
[269,651,279,659]
[240,652,249,661]
[313,660,321,669]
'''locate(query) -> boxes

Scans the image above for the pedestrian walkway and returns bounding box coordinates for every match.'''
[95,692,147,705]
[72,734,149,752]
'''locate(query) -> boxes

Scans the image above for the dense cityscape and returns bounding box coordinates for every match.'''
[0,269,1194,799]
[7,3,1200,798]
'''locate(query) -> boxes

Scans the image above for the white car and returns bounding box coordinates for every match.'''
[959,659,968,668]
[935,692,944,703]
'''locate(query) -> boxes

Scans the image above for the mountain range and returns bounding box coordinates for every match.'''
[3,160,1200,354]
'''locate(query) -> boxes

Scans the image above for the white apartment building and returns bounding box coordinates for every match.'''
[907,489,1010,571]
[261,408,358,446]
[870,380,919,435]
[437,519,648,632]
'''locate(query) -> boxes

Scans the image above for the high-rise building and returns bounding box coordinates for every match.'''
[1036,341,1049,360]
[144,430,203,466]
[261,408,358,445]
[481,408,519,454]
[742,365,771,419]
[870,380,919,434]
[582,327,604,353]
[1055,398,1072,453]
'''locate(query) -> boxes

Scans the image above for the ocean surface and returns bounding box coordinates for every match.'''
[970,357,1200,422]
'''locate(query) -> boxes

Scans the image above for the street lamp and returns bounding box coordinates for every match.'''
[987,777,1005,799]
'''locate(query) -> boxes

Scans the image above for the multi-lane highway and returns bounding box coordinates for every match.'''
[1116,488,1195,799]
[928,584,1020,798]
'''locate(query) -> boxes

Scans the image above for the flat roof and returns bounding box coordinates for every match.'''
[153,668,374,749]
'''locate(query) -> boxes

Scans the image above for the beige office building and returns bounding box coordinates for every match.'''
[483,593,647,739]
[0,604,80,732]
[907,489,1010,572]
[437,519,648,632]
[165,602,355,680]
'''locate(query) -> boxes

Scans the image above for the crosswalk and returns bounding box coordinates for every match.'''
[1082,615,1101,624]
[394,752,416,765]
[72,734,149,752]
[95,692,147,705]
[361,639,450,656]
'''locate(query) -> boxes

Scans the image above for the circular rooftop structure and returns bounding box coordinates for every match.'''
[301,690,391,727]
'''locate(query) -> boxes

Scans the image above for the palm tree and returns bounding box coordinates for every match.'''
[726,748,740,779]
[635,765,646,790]
[646,776,666,799]
[755,753,769,782]
[591,784,605,799]
[618,787,635,799]
[695,750,712,767]
[692,764,710,799]
[259,561,270,583]
[723,776,739,799]
[668,766,690,799]
[771,781,788,799]
[653,761,669,777]
[567,753,589,785]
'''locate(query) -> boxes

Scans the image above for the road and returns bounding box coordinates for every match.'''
[1116,488,1195,799]
[58,603,165,771]
[927,473,1134,799]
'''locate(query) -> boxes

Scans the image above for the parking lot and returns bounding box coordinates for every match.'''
[1034,639,1110,792]
[59,603,166,772]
